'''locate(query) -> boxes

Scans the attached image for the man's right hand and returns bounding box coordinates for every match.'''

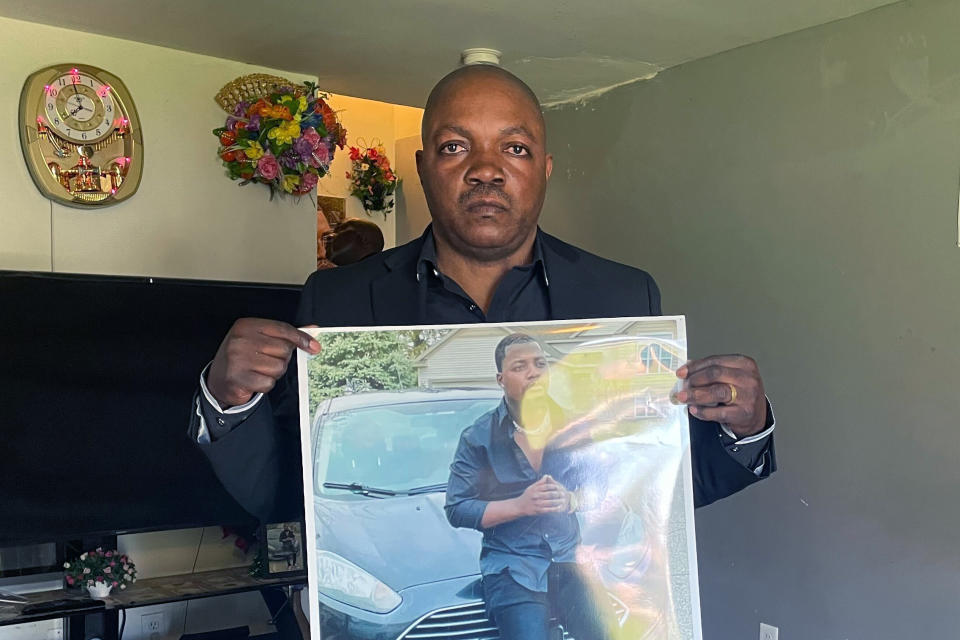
[206,318,321,408]
[514,475,569,516]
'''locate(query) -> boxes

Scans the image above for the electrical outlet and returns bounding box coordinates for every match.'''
[760,622,779,640]
[141,612,164,638]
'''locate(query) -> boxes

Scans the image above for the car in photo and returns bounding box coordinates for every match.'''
[308,385,659,639]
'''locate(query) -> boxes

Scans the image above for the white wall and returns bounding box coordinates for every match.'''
[0,16,318,284]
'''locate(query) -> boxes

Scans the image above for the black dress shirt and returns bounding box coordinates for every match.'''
[445,399,603,592]
[416,230,551,323]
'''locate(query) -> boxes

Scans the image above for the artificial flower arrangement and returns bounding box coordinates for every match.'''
[213,75,346,198]
[347,142,399,217]
[63,548,137,596]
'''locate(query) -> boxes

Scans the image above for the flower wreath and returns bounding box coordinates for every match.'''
[347,139,399,217]
[213,74,346,198]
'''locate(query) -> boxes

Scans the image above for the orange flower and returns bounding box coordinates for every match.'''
[247,99,269,118]
[259,104,292,121]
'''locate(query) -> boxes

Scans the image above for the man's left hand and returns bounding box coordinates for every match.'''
[673,355,767,438]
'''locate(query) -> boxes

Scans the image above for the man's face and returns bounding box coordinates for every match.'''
[497,342,549,406]
[417,73,553,261]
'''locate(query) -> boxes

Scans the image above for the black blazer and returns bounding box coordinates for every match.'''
[191,229,773,522]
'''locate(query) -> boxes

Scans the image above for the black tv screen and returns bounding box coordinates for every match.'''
[0,271,302,545]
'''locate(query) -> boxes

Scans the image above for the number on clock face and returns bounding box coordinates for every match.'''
[43,72,114,143]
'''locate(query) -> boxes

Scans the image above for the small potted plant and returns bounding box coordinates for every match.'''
[63,548,137,599]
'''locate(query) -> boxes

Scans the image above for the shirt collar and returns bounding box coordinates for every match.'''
[491,398,516,439]
[416,226,550,286]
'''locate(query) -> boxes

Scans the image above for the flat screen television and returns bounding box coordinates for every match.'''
[0,270,302,545]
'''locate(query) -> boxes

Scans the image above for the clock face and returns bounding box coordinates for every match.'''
[43,71,116,143]
[19,64,143,208]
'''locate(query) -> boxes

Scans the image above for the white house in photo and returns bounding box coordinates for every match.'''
[414,319,685,389]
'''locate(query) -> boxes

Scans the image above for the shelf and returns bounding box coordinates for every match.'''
[0,566,306,626]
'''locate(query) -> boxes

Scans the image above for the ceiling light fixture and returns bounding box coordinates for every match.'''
[460,48,502,66]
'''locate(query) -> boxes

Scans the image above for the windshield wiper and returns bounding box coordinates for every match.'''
[404,483,448,495]
[323,482,397,498]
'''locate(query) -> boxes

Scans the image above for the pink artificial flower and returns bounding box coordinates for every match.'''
[105,551,113,557]
[301,127,321,149]
[257,154,279,181]
[112,581,119,587]
[313,143,330,166]
[66,576,74,584]
[298,172,318,194]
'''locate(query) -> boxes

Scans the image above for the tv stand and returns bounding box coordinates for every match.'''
[0,566,306,639]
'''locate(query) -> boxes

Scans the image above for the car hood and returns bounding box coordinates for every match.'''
[314,491,483,592]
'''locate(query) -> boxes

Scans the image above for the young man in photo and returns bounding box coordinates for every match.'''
[445,333,613,639]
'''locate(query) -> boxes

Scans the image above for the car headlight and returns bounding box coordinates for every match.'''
[315,550,401,613]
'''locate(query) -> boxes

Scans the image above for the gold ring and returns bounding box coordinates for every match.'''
[728,384,738,404]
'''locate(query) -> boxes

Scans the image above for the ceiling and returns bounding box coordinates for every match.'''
[0,0,900,107]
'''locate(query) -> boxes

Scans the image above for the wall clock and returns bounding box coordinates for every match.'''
[19,63,143,207]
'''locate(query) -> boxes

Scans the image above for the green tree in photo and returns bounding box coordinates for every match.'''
[307,331,418,401]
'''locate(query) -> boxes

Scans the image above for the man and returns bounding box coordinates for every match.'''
[446,333,613,639]
[278,525,299,569]
[190,63,775,529]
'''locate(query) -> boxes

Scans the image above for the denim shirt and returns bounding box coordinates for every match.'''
[444,399,596,593]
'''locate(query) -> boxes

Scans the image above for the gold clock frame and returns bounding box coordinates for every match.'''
[19,63,144,208]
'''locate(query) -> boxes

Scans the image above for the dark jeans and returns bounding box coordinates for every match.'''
[483,563,612,640]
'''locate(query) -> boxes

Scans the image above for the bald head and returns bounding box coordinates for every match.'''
[422,65,545,144]
[415,63,553,264]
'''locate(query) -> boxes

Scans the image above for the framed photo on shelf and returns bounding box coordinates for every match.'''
[260,520,306,577]
[317,195,346,227]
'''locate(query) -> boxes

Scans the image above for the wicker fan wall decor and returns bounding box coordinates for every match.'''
[214,74,306,114]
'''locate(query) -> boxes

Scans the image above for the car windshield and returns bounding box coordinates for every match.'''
[314,397,499,497]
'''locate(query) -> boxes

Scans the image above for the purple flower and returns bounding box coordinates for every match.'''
[279,149,299,170]
[232,101,249,117]
[293,137,314,161]
[246,114,261,132]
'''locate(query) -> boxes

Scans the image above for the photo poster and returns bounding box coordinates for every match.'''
[297,316,702,640]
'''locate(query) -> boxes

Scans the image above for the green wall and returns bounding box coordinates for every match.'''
[542,0,960,636]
